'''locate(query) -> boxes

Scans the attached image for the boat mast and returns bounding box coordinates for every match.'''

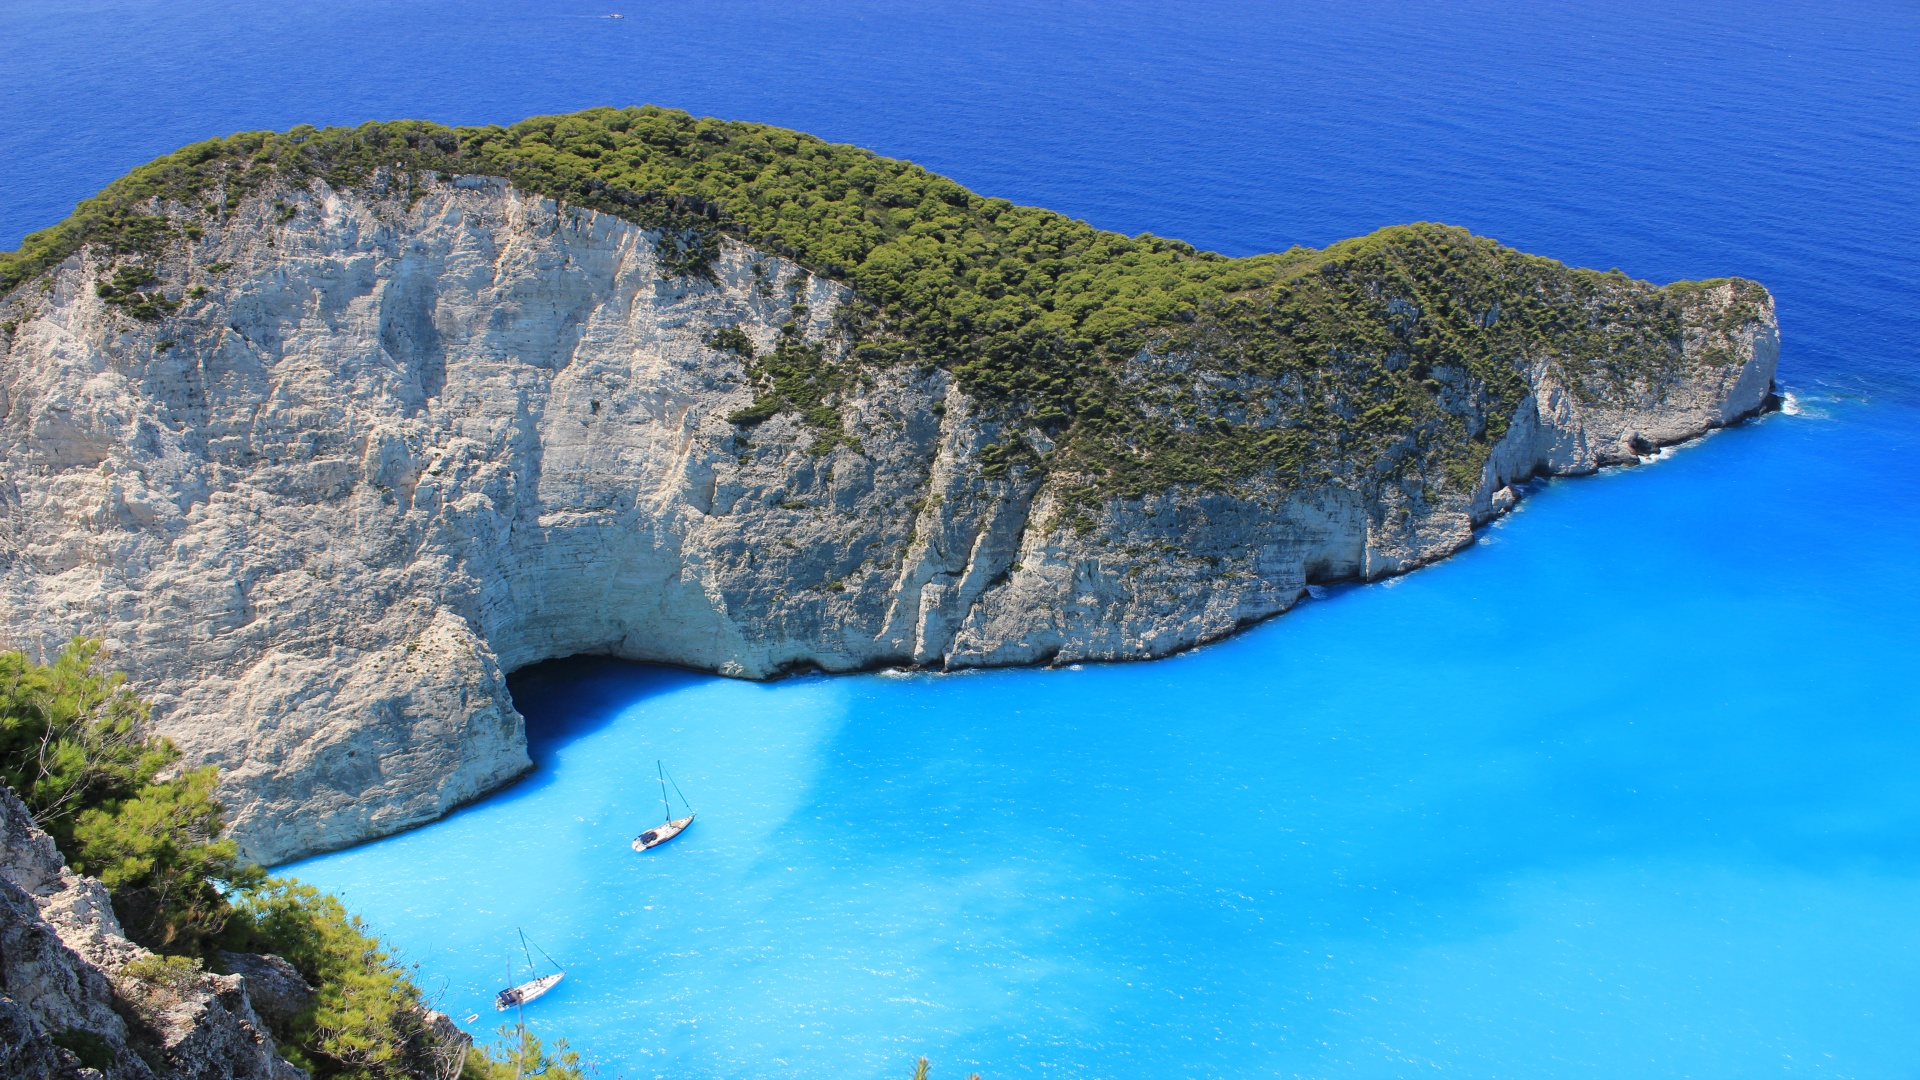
[664,764,693,817]
[524,933,564,974]
[658,760,671,824]
[508,954,524,1080]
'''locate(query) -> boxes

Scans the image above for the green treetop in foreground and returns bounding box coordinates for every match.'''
[0,106,1765,502]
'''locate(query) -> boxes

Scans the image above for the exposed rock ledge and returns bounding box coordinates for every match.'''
[0,178,1778,863]
[0,785,296,1079]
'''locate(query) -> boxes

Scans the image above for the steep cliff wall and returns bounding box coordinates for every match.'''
[0,176,1777,864]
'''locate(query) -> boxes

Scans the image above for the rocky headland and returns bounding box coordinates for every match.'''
[0,109,1779,864]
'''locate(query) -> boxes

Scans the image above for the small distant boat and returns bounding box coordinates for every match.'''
[633,814,694,851]
[607,12,624,18]
[495,973,562,1011]
[494,930,566,1012]
[633,761,696,852]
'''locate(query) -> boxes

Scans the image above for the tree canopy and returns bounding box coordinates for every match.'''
[1,106,1758,502]
[0,641,579,1080]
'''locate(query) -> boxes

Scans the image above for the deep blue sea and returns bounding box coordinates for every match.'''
[6,1,1919,1076]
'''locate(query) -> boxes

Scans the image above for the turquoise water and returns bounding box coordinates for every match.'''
[7,0,1920,1074]
[279,398,1920,1078]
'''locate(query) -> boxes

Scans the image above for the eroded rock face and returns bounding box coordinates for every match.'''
[0,178,1778,863]
[0,787,289,1080]
[211,953,310,1035]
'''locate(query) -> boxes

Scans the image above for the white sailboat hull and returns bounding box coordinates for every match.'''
[633,813,695,851]
[495,972,563,1011]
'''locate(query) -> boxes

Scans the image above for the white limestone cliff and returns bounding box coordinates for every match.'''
[0,177,1778,863]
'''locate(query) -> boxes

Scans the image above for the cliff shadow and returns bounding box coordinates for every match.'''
[507,656,716,766]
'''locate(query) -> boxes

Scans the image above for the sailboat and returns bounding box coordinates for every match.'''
[632,761,695,852]
[494,930,565,1011]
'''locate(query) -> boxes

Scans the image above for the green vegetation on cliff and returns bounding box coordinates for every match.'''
[0,106,1765,502]
[0,640,582,1080]
[0,639,254,951]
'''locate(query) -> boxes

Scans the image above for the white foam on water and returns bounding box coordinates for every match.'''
[1776,391,1838,421]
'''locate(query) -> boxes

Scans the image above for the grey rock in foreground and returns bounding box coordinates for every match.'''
[0,178,1779,863]
[0,786,289,1080]
[210,952,311,1035]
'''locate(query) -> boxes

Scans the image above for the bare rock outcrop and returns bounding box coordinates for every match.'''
[0,787,292,1080]
[0,177,1778,863]
[209,953,309,1036]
